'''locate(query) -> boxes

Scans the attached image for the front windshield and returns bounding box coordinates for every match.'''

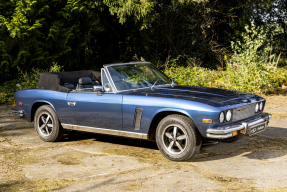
[107,63,172,91]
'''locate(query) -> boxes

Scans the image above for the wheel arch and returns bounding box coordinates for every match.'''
[148,110,195,140]
[30,101,57,122]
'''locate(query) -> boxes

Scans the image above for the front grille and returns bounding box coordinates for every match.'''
[233,103,256,121]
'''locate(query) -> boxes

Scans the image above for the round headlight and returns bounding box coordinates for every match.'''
[226,110,232,122]
[259,102,263,111]
[219,111,225,123]
[255,103,259,113]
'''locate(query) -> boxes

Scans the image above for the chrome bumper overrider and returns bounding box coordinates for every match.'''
[12,107,24,117]
[206,113,271,139]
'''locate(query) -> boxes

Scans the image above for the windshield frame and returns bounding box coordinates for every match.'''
[104,62,173,93]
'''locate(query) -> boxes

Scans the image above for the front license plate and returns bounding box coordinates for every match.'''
[249,122,266,136]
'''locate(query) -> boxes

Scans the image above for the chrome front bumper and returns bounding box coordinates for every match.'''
[206,113,271,139]
[12,107,24,117]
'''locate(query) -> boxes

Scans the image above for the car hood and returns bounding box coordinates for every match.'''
[124,85,262,108]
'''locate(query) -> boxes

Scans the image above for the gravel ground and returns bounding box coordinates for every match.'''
[0,95,287,191]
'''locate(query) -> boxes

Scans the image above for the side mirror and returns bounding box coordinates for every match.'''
[93,86,103,96]
[93,85,102,91]
[104,84,112,92]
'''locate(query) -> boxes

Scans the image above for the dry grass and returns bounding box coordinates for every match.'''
[195,168,259,192]
[102,147,188,170]
[265,111,287,119]
[0,130,77,191]
[0,130,17,146]
[55,151,89,165]
[265,95,287,106]
[264,187,287,192]
[124,182,143,191]
[0,178,75,192]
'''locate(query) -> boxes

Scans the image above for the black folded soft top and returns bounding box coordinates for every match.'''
[36,70,101,92]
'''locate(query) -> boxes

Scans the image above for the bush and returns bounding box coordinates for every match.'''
[0,79,19,104]
[165,65,287,94]
[225,20,279,94]
[165,21,287,95]
[0,63,63,104]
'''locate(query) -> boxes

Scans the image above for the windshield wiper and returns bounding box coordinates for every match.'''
[151,78,159,90]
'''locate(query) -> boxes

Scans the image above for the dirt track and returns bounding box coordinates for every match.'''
[1,95,287,191]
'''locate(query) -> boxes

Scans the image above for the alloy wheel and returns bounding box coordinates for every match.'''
[161,124,188,155]
[38,112,53,136]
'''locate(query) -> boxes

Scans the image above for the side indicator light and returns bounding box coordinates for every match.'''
[232,131,238,136]
[241,129,246,134]
[202,119,212,123]
[18,102,22,106]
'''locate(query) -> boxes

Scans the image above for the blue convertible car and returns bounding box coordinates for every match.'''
[12,62,271,161]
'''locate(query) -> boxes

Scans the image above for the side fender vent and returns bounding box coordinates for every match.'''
[133,108,143,130]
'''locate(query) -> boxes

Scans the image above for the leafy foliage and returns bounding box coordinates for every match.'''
[0,0,83,82]
[165,65,287,95]
[0,63,63,104]
[227,20,278,92]
[2,0,275,84]
[1,0,287,104]
[165,21,287,95]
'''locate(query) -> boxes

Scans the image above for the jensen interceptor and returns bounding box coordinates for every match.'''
[12,62,271,161]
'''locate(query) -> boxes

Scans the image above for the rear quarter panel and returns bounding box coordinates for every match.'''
[14,89,68,122]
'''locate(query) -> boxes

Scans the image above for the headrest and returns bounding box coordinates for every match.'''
[79,77,92,85]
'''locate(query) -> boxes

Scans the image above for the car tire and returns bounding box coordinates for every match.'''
[155,115,202,161]
[34,105,64,142]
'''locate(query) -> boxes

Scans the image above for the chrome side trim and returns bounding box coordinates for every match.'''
[67,102,76,106]
[206,113,271,139]
[61,123,148,139]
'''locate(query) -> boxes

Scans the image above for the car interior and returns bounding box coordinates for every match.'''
[36,70,101,92]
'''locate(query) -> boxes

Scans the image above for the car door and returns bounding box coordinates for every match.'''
[65,92,122,130]
[64,68,122,130]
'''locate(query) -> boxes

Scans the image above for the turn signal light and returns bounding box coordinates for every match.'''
[202,119,212,123]
[232,131,238,136]
[241,129,246,134]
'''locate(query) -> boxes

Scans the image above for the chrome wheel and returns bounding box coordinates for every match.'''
[162,124,188,155]
[38,112,53,137]
[34,105,63,142]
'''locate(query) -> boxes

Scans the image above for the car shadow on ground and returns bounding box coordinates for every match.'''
[194,127,287,162]
[62,130,159,150]
[62,127,287,162]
